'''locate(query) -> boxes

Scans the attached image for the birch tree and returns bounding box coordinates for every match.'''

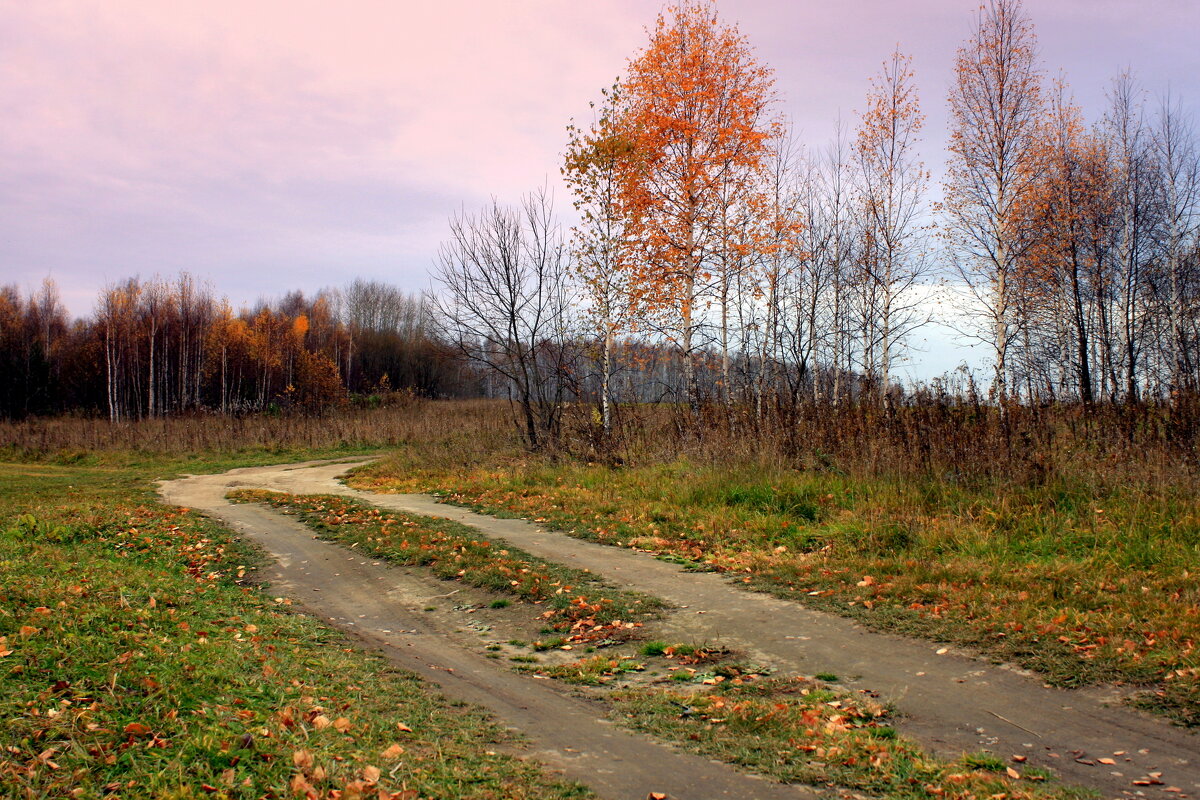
[944,0,1045,401]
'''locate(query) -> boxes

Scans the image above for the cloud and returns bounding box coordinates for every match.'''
[1,0,1197,382]
[0,1,649,311]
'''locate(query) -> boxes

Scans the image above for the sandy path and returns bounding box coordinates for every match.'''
[159,460,1199,800]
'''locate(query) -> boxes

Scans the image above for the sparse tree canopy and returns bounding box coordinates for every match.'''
[944,0,1046,401]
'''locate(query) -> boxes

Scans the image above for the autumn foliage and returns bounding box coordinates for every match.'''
[566,0,783,411]
[0,276,472,421]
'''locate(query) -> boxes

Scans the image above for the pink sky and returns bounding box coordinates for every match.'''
[2,0,1197,375]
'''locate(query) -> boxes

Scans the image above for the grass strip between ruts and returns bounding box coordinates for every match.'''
[608,675,1095,800]
[227,490,663,643]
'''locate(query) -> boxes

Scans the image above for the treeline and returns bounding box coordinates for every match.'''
[431,0,1200,449]
[0,276,474,420]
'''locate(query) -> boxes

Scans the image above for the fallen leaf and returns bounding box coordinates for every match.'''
[396,722,413,733]
[381,744,404,759]
[18,626,37,638]
[311,715,331,730]
[362,765,381,783]
[123,723,152,737]
[292,750,313,770]
[1011,755,1027,763]
[1098,757,1116,765]
[289,773,311,796]
[333,717,351,733]
[1006,767,1021,780]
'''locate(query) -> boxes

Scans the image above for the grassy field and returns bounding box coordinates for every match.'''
[609,675,1090,800]
[341,404,1200,727]
[253,487,1095,800]
[2,398,1197,796]
[0,446,590,799]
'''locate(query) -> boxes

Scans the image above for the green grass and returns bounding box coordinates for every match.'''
[228,491,663,642]
[0,456,591,799]
[518,655,645,686]
[349,455,1200,725]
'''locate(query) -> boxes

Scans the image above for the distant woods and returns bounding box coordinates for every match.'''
[0,277,471,421]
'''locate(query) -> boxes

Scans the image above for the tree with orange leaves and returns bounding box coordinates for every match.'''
[944,0,1046,402]
[1017,83,1115,404]
[620,0,779,413]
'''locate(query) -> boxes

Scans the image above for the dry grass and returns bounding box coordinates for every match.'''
[0,400,509,459]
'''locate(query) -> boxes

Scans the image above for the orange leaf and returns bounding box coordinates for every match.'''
[289,773,311,797]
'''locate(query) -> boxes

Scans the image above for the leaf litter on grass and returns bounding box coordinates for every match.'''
[0,460,592,800]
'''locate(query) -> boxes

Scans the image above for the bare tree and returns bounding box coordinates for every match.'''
[1153,93,1200,395]
[432,188,576,450]
[854,48,932,399]
[1100,73,1157,401]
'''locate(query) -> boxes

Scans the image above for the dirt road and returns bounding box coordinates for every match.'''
[159,460,1199,800]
